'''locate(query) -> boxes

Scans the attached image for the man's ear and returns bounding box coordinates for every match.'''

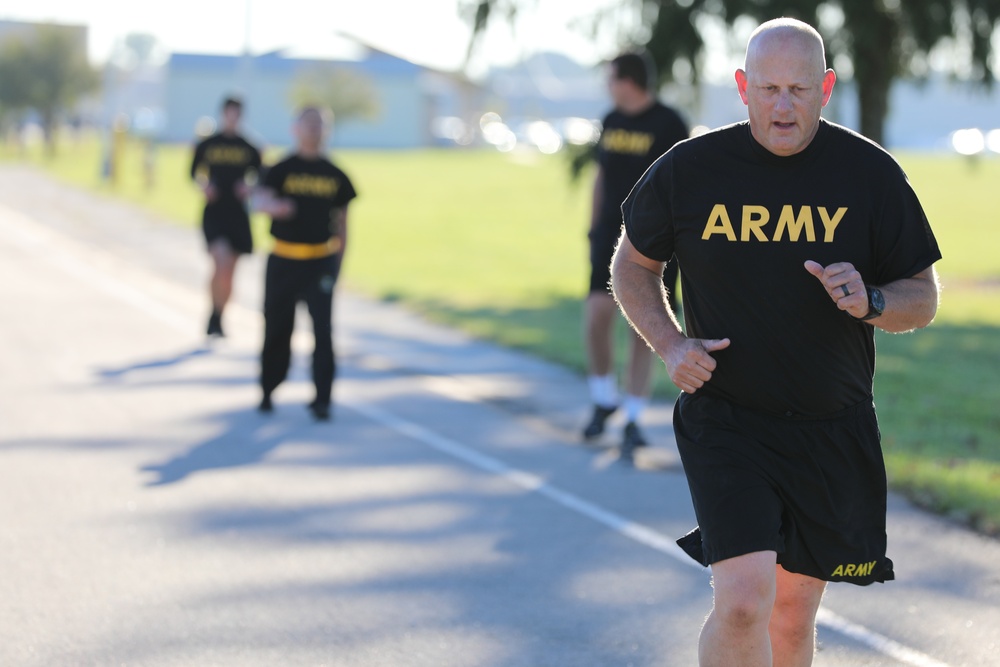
[735,69,750,105]
[821,69,837,107]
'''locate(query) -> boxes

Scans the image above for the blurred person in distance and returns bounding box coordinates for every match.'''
[252,107,357,422]
[583,51,689,455]
[189,96,262,337]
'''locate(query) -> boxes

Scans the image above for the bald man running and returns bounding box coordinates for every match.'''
[612,18,941,666]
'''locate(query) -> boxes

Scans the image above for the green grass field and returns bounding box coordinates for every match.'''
[5,134,999,536]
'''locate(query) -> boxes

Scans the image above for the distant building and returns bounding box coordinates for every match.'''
[162,46,482,149]
[0,19,87,53]
[858,76,1000,150]
[484,52,607,122]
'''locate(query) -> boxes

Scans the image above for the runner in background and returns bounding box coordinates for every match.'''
[190,96,262,337]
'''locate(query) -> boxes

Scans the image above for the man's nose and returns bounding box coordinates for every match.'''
[775,90,793,111]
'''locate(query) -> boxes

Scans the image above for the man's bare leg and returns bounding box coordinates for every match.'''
[208,240,237,335]
[625,328,653,398]
[769,565,826,667]
[585,292,618,377]
[619,329,655,448]
[699,551,777,667]
[582,292,619,438]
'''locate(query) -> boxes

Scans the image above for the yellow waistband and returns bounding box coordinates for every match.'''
[271,237,342,260]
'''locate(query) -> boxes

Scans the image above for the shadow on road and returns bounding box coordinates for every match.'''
[140,407,297,486]
[95,345,215,380]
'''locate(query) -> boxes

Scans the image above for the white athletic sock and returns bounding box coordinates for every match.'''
[588,374,618,408]
[623,394,648,423]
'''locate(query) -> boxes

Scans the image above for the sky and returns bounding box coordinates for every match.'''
[0,0,635,76]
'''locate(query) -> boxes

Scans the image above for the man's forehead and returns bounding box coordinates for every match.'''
[748,28,824,65]
[746,69,818,86]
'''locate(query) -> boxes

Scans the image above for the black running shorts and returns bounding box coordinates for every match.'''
[202,201,253,255]
[588,224,619,294]
[673,392,894,586]
[588,223,679,305]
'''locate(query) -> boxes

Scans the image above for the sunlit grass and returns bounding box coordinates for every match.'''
[900,154,1000,281]
[4,134,999,535]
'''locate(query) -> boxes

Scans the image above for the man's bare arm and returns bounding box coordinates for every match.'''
[804,262,940,333]
[611,233,730,394]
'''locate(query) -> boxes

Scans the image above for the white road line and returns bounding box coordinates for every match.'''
[815,609,951,667]
[346,400,953,667]
[3,204,952,667]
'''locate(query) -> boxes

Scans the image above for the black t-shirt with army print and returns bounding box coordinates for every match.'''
[190,132,262,210]
[263,154,357,244]
[596,101,689,231]
[623,119,941,417]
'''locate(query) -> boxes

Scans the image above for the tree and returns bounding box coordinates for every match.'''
[287,65,380,123]
[0,24,99,154]
[464,0,1000,146]
[110,32,167,70]
[0,40,33,143]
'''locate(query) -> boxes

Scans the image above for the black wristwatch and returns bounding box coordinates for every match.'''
[858,286,885,321]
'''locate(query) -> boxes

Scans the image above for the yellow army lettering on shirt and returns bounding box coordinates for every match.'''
[830,560,878,578]
[204,145,252,165]
[283,173,340,198]
[700,204,848,242]
[601,128,655,155]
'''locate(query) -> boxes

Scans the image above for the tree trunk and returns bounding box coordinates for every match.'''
[855,66,889,147]
[41,108,57,158]
[848,9,898,148]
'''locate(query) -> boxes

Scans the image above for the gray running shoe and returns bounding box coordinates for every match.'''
[582,404,617,439]
[622,421,649,451]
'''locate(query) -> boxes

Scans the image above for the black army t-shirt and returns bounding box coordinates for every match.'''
[263,154,357,244]
[190,133,262,211]
[596,102,689,231]
[623,119,941,417]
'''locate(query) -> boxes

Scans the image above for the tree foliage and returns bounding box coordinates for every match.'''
[0,24,100,152]
[287,65,380,124]
[110,32,167,69]
[465,0,1000,146]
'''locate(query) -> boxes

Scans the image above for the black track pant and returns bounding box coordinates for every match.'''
[261,253,341,407]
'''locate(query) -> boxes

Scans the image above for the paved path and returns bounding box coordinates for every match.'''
[0,166,997,666]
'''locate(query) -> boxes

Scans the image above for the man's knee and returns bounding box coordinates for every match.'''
[770,609,817,651]
[710,552,778,629]
[714,587,775,631]
[209,239,236,264]
[771,567,826,639]
[586,292,617,323]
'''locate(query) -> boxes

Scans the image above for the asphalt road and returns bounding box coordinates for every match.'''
[0,165,997,667]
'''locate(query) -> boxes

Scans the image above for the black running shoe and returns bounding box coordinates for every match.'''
[308,401,331,422]
[582,404,617,439]
[622,421,649,451]
[207,312,224,337]
[258,395,273,414]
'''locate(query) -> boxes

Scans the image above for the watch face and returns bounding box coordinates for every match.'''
[871,287,886,313]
